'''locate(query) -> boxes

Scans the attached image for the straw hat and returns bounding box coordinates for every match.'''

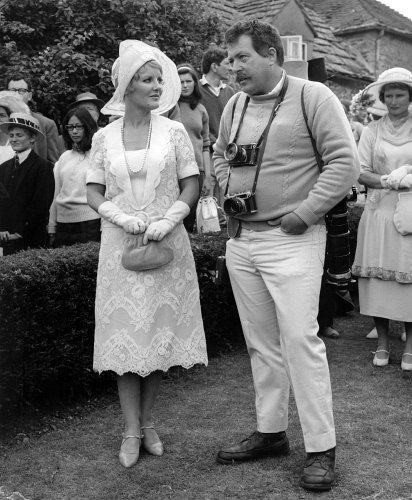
[362,67,412,105]
[0,91,31,115]
[0,112,43,135]
[68,92,104,111]
[101,40,181,116]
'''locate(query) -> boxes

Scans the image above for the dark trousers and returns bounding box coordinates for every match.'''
[54,219,101,247]
[317,273,336,329]
[183,172,204,233]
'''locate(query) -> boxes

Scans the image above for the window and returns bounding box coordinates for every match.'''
[281,35,307,61]
[302,42,307,62]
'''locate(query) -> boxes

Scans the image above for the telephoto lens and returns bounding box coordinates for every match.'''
[326,199,351,290]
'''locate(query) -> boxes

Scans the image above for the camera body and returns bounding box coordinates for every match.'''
[223,141,259,216]
[223,191,257,216]
[224,142,259,167]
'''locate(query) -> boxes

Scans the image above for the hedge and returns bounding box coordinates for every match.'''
[0,207,363,420]
[0,232,242,419]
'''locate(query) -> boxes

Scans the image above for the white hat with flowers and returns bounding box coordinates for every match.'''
[362,67,412,105]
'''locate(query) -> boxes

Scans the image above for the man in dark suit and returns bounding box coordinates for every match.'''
[7,74,63,163]
[0,113,54,254]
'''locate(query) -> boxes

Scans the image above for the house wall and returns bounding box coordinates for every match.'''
[377,33,412,75]
[337,30,378,76]
[337,30,412,78]
[329,76,370,102]
[276,0,315,59]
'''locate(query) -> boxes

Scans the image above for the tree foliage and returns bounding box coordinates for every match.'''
[0,0,224,125]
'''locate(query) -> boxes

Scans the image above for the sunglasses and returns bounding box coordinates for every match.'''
[65,124,84,131]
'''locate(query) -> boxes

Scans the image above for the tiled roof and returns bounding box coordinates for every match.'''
[301,3,374,79]
[303,0,412,35]
[210,0,374,80]
[208,0,239,27]
[235,0,288,20]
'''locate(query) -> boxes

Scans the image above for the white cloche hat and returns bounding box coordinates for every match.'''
[101,40,181,117]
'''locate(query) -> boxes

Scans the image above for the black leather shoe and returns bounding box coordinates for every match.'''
[216,431,289,464]
[299,447,336,491]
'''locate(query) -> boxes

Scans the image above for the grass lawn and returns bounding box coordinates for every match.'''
[0,311,411,500]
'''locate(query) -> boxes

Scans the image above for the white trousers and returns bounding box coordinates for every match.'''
[226,225,336,452]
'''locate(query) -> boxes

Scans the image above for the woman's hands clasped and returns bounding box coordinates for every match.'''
[120,216,148,234]
[143,220,173,244]
[381,165,412,190]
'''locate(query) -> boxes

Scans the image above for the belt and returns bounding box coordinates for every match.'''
[240,220,280,231]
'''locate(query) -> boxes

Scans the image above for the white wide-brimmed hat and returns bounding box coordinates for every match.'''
[0,112,43,135]
[362,67,412,105]
[101,40,181,116]
[0,91,31,116]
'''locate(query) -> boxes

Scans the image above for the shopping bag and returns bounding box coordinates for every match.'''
[196,196,220,233]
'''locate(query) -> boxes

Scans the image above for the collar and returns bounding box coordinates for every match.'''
[268,70,286,96]
[200,76,227,96]
[15,149,31,164]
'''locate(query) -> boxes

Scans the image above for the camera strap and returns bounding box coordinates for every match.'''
[225,76,290,198]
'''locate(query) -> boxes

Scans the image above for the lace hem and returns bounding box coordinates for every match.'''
[93,326,208,376]
[94,358,208,377]
[352,265,412,283]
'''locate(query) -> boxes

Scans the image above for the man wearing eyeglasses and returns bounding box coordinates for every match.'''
[7,74,62,164]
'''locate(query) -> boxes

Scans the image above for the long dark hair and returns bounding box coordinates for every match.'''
[61,107,97,152]
[177,63,202,110]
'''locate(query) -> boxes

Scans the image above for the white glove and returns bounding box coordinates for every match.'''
[98,201,148,234]
[143,200,190,243]
[385,165,411,189]
[399,174,412,189]
[380,175,389,189]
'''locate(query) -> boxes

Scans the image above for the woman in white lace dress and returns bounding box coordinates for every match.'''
[87,40,207,468]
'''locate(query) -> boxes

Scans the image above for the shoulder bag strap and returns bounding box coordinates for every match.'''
[301,85,323,173]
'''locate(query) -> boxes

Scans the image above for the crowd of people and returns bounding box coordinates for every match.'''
[0,18,411,493]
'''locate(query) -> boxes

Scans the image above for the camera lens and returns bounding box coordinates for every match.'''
[224,143,247,163]
[223,197,245,216]
[224,143,238,162]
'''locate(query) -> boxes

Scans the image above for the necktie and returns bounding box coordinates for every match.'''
[14,153,20,171]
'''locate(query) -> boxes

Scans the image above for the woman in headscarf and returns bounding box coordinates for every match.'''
[352,68,412,371]
[87,40,208,468]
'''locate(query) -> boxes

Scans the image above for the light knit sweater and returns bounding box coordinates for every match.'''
[179,101,210,171]
[48,149,100,233]
[213,76,360,226]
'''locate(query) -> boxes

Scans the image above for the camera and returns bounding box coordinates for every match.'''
[224,142,259,167]
[223,191,257,216]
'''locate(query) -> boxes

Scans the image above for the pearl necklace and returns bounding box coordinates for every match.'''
[121,118,152,173]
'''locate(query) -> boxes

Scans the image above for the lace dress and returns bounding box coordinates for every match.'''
[352,115,412,321]
[87,115,208,375]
